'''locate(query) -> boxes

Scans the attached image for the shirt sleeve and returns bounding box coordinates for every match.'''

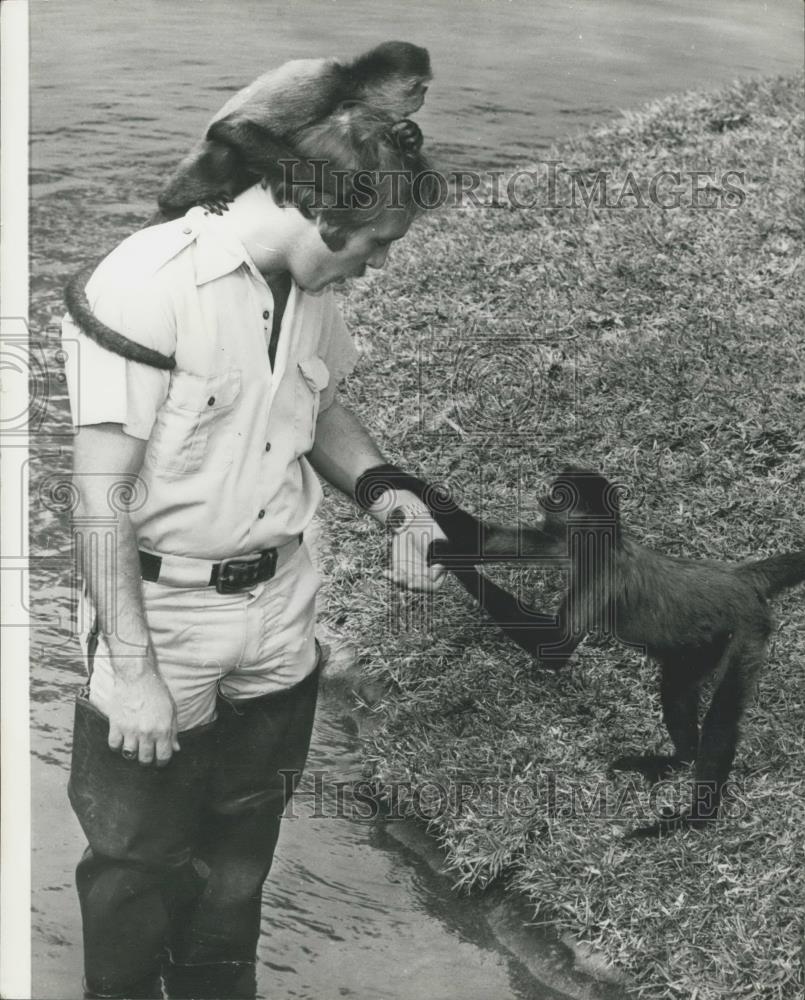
[315,291,360,412]
[62,249,177,440]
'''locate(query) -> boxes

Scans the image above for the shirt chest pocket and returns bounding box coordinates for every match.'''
[294,356,330,456]
[148,369,242,476]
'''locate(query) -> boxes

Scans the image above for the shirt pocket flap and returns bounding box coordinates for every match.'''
[297,356,330,393]
[172,369,241,412]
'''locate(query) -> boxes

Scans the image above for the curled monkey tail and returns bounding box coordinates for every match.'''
[64,262,177,371]
[737,550,805,598]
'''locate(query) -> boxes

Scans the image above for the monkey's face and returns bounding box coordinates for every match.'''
[362,75,430,117]
[538,468,621,537]
[401,77,430,114]
[290,207,413,292]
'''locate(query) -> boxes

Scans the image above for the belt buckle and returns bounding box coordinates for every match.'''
[215,549,278,594]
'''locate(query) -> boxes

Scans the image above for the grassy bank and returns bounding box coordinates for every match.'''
[317,75,804,1000]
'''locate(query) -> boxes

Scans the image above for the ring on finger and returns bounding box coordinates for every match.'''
[122,748,137,761]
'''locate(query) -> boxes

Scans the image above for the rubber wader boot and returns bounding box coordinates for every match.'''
[81,971,163,1000]
[162,960,257,1000]
[69,691,217,999]
[164,664,320,998]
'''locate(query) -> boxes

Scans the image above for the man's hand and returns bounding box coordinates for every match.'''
[374,491,448,593]
[305,403,448,591]
[73,424,180,766]
[107,665,180,767]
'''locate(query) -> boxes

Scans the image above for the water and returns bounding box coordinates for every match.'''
[28,1,803,997]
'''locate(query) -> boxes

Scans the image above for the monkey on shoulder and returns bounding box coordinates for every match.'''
[64,48,431,370]
[157,40,432,220]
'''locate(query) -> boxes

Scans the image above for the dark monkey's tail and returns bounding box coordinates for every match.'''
[737,551,805,598]
[64,261,177,371]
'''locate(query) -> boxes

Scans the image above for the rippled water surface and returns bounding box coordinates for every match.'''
[28,1,803,997]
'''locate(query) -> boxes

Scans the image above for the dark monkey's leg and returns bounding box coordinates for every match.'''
[611,662,700,784]
[157,141,244,218]
[690,635,765,822]
[662,666,701,764]
[158,121,291,219]
[207,119,297,178]
[629,634,766,836]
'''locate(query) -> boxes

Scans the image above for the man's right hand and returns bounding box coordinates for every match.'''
[73,424,180,768]
[107,668,180,767]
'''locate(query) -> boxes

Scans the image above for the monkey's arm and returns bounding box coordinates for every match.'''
[368,468,559,563]
[353,464,567,658]
[447,566,561,660]
[434,524,586,665]
[430,520,562,566]
[354,467,485,556]
[391,475,567,659]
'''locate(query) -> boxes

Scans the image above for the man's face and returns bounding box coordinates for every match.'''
[292,207,413,293]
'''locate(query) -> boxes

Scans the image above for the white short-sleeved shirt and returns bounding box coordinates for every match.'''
[62,207,359,560]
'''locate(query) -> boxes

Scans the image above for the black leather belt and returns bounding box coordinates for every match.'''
[139,536,302,594]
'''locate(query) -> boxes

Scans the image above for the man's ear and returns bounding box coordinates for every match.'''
[315,213,349,252]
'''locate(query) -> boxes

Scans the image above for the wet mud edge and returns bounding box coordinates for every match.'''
[318,640,632,1000]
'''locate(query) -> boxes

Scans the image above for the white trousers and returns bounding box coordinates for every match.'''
[83,543,322,731]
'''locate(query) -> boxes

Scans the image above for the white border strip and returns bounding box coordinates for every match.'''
[1,1,32,997]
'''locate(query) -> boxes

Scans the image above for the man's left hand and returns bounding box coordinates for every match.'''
[374,491,448,592]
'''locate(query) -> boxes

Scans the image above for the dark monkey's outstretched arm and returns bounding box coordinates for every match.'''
[353,464,558,655]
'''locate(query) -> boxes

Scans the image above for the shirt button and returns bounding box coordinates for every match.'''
[265,442,272,452]
[182,226,192,235]
[257,509,266,519]
[207,396,216,406]
[262,310,270,320]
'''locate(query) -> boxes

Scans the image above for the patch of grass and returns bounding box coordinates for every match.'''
[316,74,805,1000]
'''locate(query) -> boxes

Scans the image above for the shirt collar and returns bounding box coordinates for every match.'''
[188,207,267,287]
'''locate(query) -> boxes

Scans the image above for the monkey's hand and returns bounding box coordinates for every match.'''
[389,119,424,155]
[198,193,233,216]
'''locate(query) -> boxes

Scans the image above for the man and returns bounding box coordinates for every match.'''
[63,106,445,999]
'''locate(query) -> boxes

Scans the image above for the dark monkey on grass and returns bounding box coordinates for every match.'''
[157,40,432,219]
[366,465,805,835]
